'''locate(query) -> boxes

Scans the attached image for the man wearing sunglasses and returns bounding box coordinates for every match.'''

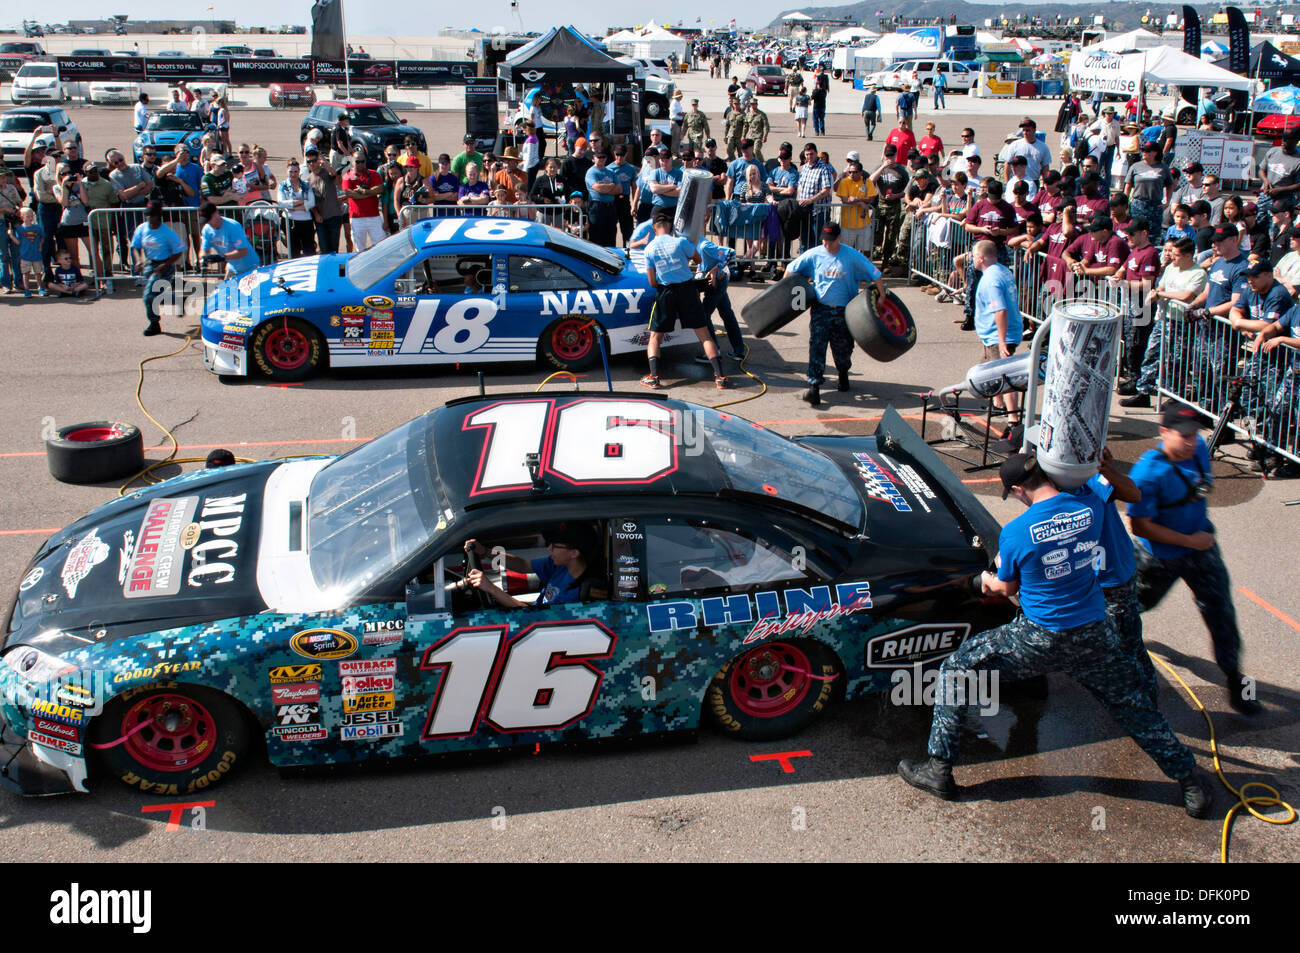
[305,146,346,254]
[462,523,601,608]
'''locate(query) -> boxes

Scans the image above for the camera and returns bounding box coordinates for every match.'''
[1194,480,1212,500]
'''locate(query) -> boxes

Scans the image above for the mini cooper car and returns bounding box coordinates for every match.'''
[133,111,216,162]
[201,216,681,381]
[0,397,1007,796]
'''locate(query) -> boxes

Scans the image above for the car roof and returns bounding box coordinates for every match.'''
[3,106,62,116]
[317,99,387,108]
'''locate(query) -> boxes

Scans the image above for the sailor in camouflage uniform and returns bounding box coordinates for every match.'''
[724,98,746,161]
[898,453,1211,818]
[743,100,770,164]
[682,99,711,154]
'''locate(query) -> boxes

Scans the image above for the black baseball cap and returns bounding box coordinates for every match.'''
[1190,200,1212,218]
[1210,225,1239,243]
[1127,218,1149,234]
[542,522,597,554]
[463,134,475,143]
[883,144,897,157]
[1010,155,1028,166]
[613,144,627,155]
[1246,259,1274,276]
[741,138,755,149]
[1018,117,1037,128]
[704,137,716,147]
[779,146,793,158]
[1090,217,1113,233]
[1000,452,1039,499]
[822,222,842,239]
[146,200,164,216]
[1160,402,1202,434]
[1183,160,1203,173]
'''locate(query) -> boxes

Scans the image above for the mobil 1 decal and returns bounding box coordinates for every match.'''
[611,517,643,601]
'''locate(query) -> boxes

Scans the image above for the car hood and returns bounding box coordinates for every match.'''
[6,462,278,654]
[139,129,200,145]
[203,254,349,317]
[350,123,420,140]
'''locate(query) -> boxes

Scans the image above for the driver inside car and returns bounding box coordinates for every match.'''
[464,522,601,609]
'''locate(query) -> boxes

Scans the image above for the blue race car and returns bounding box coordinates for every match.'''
[0,397,1009,796]
[132,111,216,163]
[201,216,682,381]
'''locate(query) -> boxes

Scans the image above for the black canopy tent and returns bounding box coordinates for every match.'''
[498,25,636,84]
[1212,41,1300,86]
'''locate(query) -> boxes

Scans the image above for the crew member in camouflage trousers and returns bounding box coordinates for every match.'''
[899,452,1210,817]
[743,101,770,163]
[724,101,746,161]
[682,99,711,153]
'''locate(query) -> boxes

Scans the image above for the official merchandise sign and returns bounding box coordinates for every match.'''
[1067,50,1143,95]
[1220,137,1254,179]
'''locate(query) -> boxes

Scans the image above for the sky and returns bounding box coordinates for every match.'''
[4,1,813,37]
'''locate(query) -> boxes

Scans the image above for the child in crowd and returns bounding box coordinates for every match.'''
[15,207,44,297]
[1163,203,1196,245]
[47,248,88,297]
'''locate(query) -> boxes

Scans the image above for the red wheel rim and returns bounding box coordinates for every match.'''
[728,642,812,718]
[551,319,594,363]
[65,426,125,442]
[264,324,311,371]
[878,296,909,337]
[120,692,217,773]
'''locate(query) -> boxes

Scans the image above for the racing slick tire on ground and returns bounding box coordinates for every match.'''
[45,422,145,485]
[538,316,607,371]
[250,316,325,382]
[705,639,842,741]
[846,288,917,362]
[91,682,251,796]
[741,274,815,339]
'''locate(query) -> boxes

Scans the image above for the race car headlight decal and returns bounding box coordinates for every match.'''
[2,644,75,684]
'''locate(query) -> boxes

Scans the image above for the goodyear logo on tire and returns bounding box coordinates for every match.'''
[289,629,359,661]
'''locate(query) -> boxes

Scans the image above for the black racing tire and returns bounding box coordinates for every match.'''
[846,288,917,362]
[538,316,605,371]
[741,274,815,338]
[250,316,325,382]
[91,682,251,796]
[705,639,842,741]
[45,421,144,485]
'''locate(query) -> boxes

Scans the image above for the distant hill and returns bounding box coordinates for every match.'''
[766,2,1232,35]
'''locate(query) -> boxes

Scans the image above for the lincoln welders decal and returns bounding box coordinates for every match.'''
[123,496,199,598]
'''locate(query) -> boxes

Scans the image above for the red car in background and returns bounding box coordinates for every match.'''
[270,82,316,108]
[745,64,787,96]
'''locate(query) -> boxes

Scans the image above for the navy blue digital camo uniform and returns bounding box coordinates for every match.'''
[925,466,1196,781]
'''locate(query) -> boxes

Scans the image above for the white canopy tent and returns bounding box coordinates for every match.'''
[622,21,689,61]
[782,12,813,21]
[1086,28,1170,52]
[852,32,937,73]
[829,26,880,43]
[1068,45,1254,95]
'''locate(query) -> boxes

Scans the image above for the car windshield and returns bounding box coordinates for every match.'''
[692,407,864,527]
[0,44,37,54]
[346,228,418,288]
[757,66,783,76]
[0,114,45,132]
[308,415,447,600]
[18,65,57,77]
[147,113,202,131]
[346,105,401,125]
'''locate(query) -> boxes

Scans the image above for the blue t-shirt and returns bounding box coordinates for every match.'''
[726,157,767,185]
[130,222,185,262]
[173,162,203,209]
[431,172,460,200]
[1127,438,1213,559]
[973,262,1024,346]
[201,218,260,275]
[609,160,639,195]
[997,491,1106,630]
[1078,473,1137,588]
[1274,304,1300,369]
[1241,281,1293,327]
[1161,223,1195,245]
[785,244,881,307]
[643,234,696,284]
[15,223,42,261]
[649,167,682,208]
[630,219,655,245]
[530,556,581,606]
[1206,252,1247,309]
[585,165,617,203]
[768,166,798,190]
[697,237,735,273]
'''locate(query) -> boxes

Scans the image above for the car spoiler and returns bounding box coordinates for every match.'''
[872,405,1002,565]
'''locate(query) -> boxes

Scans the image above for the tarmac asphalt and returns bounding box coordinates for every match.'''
[0,70,1294,863]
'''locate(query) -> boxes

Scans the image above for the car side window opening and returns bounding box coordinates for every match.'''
[644,521,806,597]
[445,521,610,611]
[393,254,490,296]
[507,255,587,293]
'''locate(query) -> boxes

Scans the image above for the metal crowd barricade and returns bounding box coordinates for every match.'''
[908,213,971,295]
[704,200,859,271]
[86,203,293,283]
[397,203,587,236]
[1156,302,1300,465]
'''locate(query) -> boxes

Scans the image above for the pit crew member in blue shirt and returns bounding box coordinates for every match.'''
[695,235,745,362]
[641,212,729,391]
[647,148,683,212]
[584,149,620,248]
[464,524,602,608]
[1128,403,1263,716]
[130,200,186,337]
[199,201,260,278]
[899,452,1210,817]
[784,222,884,407]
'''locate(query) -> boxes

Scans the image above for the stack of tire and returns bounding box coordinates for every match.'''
[740,274,917,362]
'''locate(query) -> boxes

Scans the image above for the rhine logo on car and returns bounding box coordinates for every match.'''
[289,629,359,661]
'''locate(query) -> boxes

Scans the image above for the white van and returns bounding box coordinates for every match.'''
[866,59,977,92]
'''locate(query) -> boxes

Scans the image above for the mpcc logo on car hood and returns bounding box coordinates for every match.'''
[290,628,359,661]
